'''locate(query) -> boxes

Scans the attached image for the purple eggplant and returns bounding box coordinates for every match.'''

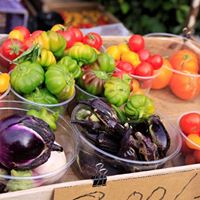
[0,114,63,170]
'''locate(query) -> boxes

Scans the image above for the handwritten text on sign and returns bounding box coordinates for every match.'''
[54,169,200,200]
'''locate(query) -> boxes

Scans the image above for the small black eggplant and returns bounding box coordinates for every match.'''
[148,115,170,158]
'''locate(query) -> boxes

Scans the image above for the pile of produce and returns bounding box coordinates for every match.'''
[72,97,170,161]
[0,25,106,104]
[179,112,200,165]
[0,108,67,192]
[60,10,111,28]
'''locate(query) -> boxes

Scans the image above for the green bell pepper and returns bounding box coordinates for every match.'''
[47,31,66,58]
[104,77,130,107]
[27,107,59,130]
[10,61,44,94]
[45,64,75,101]
[124,94,155,120]
[58,56,81,79]
[24,88,58,104]
[65,43,97,65]
[96,53,115,73]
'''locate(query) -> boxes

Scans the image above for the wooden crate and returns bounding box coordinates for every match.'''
[0,36,200,200]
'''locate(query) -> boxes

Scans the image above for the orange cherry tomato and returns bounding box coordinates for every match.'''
[186,134,200,150]
[151,58,173,89]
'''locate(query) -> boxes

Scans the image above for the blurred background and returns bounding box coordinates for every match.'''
[0,0,199,36]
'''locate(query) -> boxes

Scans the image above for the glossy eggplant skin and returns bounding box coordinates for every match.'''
[72,99,171,164]
[0,114,63,170]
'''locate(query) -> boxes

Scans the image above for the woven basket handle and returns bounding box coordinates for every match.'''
[183,0,200,38]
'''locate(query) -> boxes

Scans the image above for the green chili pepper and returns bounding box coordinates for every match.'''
[27,107,59,130]
[24,88,58,104]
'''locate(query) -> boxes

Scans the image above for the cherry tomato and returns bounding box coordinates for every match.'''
[57,30,76,49]
[116,61,134,74]
[67,27,83,42]
[128,34,145,52]
[179,112,200,136]
[13,26,30,39]
[147,54,163,70]
[134,62,154,77]
[82,32,103,50]
[0,73,10,93]
[138,49,150,61]
[112,70,131,82]
[1,38,26,61]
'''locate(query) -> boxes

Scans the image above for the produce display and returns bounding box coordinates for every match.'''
[0,24,200,193]
[71,98,181,178]
[0,108,67,192]
[179,112,200,165]
[60,10,111,28]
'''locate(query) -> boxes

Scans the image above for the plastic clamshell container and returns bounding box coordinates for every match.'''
[177,111,200,165]
[0,100,79,192]
[71,103,182,179]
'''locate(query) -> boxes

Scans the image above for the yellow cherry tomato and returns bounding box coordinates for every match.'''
[9,30,24,41]
[121,51,141,67]
[0,73,10,93]
[117,43,130,54]
[186,134,200,150]
[106,45,121,60]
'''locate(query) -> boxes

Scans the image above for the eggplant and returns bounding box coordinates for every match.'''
[0,114,63,170]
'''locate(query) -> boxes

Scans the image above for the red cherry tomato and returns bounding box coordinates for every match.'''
[1,38,26,61]
[128,34,145,52]
[138,49,150,61]
[67,27,83,42]
[179,112,200,136]
[57,30,76,49]
[13,26,30,39]
[82,32,103,50]
[116,61,134,74]
[147,54,163,70]
[134,62,154,77]
[112,70,131,82]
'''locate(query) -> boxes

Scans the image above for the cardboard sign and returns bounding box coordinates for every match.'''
[54,167,200,200]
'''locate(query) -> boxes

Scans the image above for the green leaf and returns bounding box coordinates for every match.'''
[120,2,130,14]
